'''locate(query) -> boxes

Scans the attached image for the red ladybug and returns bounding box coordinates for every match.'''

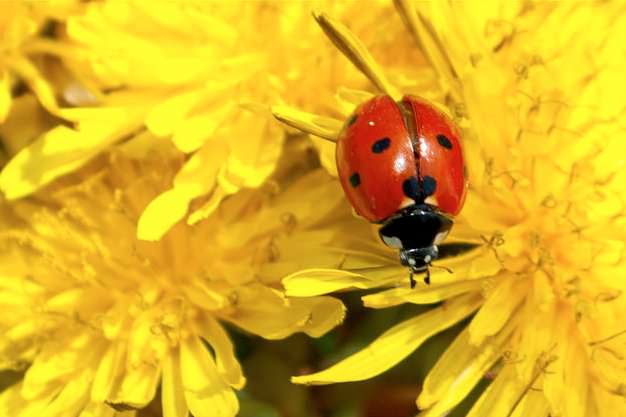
[336,95,467,287]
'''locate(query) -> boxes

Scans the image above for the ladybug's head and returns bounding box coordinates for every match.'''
[378,204,452,285]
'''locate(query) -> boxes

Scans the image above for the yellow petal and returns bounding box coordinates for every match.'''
[45,369,92,417]
[291,293,481,385]
[543,329,589,417]
[466,364,528,417]
[0,71,11,123]
[287,296,346,338]
[282,268,399,297]
[8,57,58,115]
[137,143,229,240]
[0,109,141,199]
[271,105,342,141]
[187,187,227,225]
[418,317,514,413]
[225,285,345,339]
[313,12,401,100]
[311,136,338,177]
[137,189,192,241]
[198,315,246,389]
[145,89,204,137]
[468,275,525,345]
[180,336,238,417]
[114,358,161,408]
[0,94,60,159]
[394,0,461,101]
[172,102,235,153]
[363,276,488,308]
[91,342,125,402]
[22,333,101,399]
[162,348,188,417]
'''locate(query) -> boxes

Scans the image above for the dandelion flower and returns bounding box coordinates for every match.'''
[0,147,345,417]
[0,1,407,241]
[275,2,626,416]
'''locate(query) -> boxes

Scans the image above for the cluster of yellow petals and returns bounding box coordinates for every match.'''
[278,2,626,417]
[0,146,346,416]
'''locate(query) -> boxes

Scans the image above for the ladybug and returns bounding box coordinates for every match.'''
[336,94,467,288]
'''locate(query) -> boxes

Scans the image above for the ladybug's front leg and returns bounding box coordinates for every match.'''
[409,271,416,289]
[423,267,431,285]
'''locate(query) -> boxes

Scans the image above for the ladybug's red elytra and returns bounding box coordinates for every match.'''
[336,94,468,287]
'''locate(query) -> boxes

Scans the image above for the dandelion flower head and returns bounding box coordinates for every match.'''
[276,2,626,416]
[0,145,345,417]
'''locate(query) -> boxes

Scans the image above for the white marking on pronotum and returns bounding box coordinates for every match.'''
[382,235,403,248]
[434,230,449,245]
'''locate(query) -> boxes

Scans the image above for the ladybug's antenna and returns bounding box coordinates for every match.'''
[430,263,454,274]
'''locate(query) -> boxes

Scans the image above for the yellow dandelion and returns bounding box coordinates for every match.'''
[0,146,345,417]
[0,0,409,242]
[275,2,626,416]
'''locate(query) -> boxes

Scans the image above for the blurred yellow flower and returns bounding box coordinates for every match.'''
[0,144,344,417]
[0,0,409,242]
[276,2,626,416]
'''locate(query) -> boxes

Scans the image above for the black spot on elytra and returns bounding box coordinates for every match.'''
[403,176,420,200]
[423,175,437,196]
[349,173,361,187]
[347,113,358,126]
[372,137,391,153]
[436,134,453,150]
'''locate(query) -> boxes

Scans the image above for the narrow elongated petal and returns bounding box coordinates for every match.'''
[282,268,399,297]
[91,342,125,402]
[162,348,188,417]
[292,293,482,385]
[114,358,161,409]
[418,316,515,413]
[468,276,524,345]
[198,315,246,389]
[8,57,58,114]
[171,102,235,153]
[0,71,11,123]
[271,105,342,141]
[44,369,91,417]
[313,12,401,100]
[180,336,238,417]
[363,276,488,308]
[225,285,345,339]
[145,90,204,137]
[137,142,228,240]
[0,108,142,199]
[393,0,460,101]
[466,364,529,417]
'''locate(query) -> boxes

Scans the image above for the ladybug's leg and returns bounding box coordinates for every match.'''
[423,267,431,285]
[409,271,416,289]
